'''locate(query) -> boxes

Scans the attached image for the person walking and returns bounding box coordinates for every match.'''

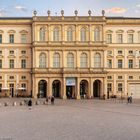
[51,96,55,105]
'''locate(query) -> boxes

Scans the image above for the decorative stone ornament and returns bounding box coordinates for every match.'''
[102,10,105,16]
[75,10,78,16]
[61,10,64,16]
[33,10,37,16]
[47,10,51,16]
[88,10,92,16]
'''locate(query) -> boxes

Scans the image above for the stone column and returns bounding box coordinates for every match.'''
[124,74,127,96]
[62,77,66,99]
[48,24,51,44]
[48,78,52,97]
[62,24,65,43]
[76,77,80,99]
[90,78,93,98]
[114,49,116,68]
[75,24,78,43]
[103,77,107,98]
[124,48,127,68]
[113,74,116,95]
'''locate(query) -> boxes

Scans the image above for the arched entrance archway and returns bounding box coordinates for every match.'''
[80,80,88,99]
[52,80,61,98]
[93,80,101,98]
[38,80,47,98]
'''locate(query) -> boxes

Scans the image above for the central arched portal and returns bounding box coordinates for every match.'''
[93,80,101,98]
[38,80,47,98]
[80,80,88,99]
[52,80,61,98]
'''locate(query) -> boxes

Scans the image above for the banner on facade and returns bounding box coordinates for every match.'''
[66,78,76,86]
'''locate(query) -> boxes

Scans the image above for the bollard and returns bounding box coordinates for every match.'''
[20,101,24,106]
[13,102,17,106]
[43,101,47,105]
[4,102,8,106]
[36,100,39,105]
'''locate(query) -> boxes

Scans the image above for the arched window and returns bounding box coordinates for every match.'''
[67,27,73,42]
[53,27,59,41]
[53,53,60,68]
[94,28,100,42]
[80,28,86,42]
[39,27,45,41]
[94,53,101,68]
[67,53,74,68]
[39,53,46,68]
[80,53,88,68]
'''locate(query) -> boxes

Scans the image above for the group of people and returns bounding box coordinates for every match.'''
[27,96,55,107]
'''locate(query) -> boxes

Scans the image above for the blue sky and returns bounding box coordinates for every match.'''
[0,0,140,17]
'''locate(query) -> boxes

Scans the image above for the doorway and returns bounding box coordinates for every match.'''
[93,80,101,98]
[52,80,61,98]
[66,86,75,99]
[38,80,47,98]
[9,83,14,97]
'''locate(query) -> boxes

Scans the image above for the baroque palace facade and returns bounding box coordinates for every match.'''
[0,10,140,99]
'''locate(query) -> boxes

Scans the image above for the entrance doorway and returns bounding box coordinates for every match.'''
[93,80,101,98]
[66,86,75,99]
[9,83,14,97]
[38,80,47,98]
[80,80,88,99]
[52,80,61,98]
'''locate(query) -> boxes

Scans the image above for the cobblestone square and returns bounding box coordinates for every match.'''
[0,99,140,140]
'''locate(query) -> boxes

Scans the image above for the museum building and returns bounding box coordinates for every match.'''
[0,10,140,99]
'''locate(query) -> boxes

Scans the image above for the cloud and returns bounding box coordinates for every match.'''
[14,5,27,12]
[0,8,7,16]
[105,7,127,14]
[136,4,140,8]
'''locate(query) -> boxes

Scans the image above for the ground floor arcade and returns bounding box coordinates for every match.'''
[32,75,107,99]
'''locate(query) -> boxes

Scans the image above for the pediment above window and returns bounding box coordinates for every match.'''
[116,30,124,33]
[19,30,28,34]
[127,30,135,33]
[7,30,16,33]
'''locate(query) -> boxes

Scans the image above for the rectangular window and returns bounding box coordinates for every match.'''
[9,76,14,79]
[9,59,14,68]
[21,50,26,54]
[118,60,123,68]
[21,59,26,68]
[9,34,14,43]
[129,76,133,79]
[118,50,122,54]
[128,50,133,55]
[0,50,2,55]
[107,59,112,68]
[107,83,112,92]
[128,34,133,43]
[0,34,2,43]
[21,83,26,91]
[118,76,122,79]
[9,50,14,54]
[106,34,112,43]
[117,34,123,43]
[21,34,27,43]
[107,76,112,79]
[128,60,133,68]
[21,76,26,80]
[0,60,2,68]
[118,83,122,92]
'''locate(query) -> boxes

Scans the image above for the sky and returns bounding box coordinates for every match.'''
[0,0,140,17]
